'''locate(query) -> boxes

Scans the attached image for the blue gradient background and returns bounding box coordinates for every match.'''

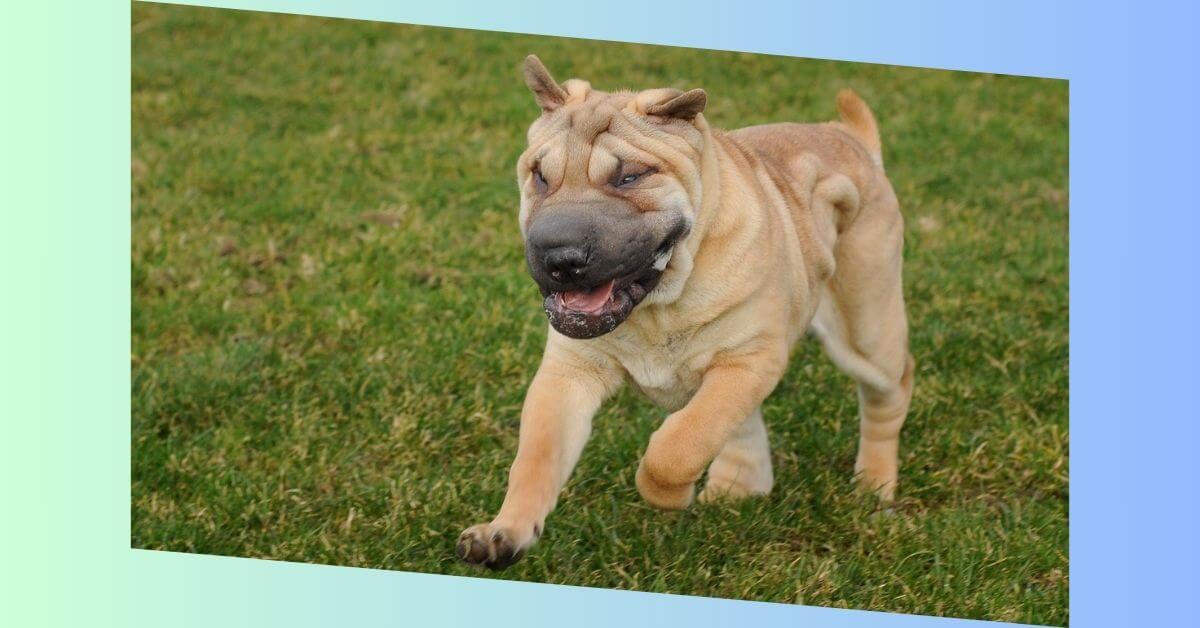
[4,1,1198,627]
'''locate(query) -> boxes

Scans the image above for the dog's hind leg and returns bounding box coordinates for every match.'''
[698,407,774,503]
[812,290,913,503]
[809,180,914,502]
[852,345,914,503]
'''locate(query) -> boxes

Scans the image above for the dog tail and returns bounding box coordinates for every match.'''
[836,89,883,167]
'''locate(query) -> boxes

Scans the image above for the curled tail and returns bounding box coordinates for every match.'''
[836,89,883,166]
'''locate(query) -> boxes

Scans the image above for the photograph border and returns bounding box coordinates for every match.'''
[9,1,1200,626]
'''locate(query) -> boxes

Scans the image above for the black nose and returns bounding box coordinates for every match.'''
[543,246,589,281]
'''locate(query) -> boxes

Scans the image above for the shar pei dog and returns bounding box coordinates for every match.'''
[458,56,915,569]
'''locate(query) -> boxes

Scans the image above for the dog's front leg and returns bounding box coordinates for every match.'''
[457,350,618,569]
[636,346,787,510]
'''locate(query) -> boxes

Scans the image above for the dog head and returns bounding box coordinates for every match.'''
[516,55,708,339]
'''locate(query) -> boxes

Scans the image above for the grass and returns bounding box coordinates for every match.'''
[131,3,1069,625]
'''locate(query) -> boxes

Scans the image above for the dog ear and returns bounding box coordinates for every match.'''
[645,88,707,120]
[523,55,568,112]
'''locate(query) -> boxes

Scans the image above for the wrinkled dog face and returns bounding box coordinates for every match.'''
[517,55,708,339]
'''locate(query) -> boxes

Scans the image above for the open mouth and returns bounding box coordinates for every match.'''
[556,279,621,316]
[542,245,674,339]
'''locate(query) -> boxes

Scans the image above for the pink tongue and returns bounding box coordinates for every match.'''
[560,280,615,314]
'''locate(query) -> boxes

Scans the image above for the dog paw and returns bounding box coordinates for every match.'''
[697,475,771,503]
[853,465,897,503]
[635,459,696,510]
[698,455,773,503]
[456,521,538,570]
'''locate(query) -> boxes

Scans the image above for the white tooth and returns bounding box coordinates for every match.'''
[652,247,673,272]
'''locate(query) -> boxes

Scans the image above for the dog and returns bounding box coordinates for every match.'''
[457,55,915,569]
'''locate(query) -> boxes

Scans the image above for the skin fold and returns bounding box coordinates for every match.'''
[457,56,914,570]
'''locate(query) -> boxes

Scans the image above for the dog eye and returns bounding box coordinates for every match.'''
[532,166,548,190]
[614,167,654,188]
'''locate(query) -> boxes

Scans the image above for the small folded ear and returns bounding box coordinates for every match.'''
[646,88,707,120]
[523,55,568,112]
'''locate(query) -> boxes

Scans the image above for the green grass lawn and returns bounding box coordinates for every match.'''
[131,3,1069,625]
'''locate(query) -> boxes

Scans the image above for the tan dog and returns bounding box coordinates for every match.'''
[458,56,915,569]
